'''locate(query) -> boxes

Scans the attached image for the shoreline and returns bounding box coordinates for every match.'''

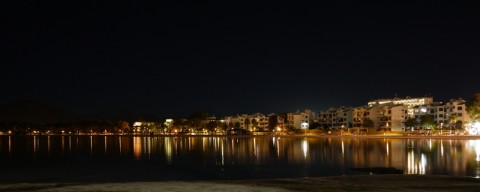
[2,175,480,192]
[6,133,480,140]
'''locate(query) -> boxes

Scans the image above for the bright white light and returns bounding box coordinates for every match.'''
[420,108,427,113]
[466,121,480,135]
[133,122,142,127]
[301,122,309,129]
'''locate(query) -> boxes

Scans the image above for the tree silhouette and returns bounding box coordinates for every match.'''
[362,118,374,131]
[244,118,250,130]
[251,119,258,130]
[420,114,435,129]
[403,118,418,131]
[467,93,480,121]
[268,115,278,131]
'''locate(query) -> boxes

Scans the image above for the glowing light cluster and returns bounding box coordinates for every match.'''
[466,121,480,135]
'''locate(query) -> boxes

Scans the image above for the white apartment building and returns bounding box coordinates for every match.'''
[368,96,433,117]
[413,98,471,128]
[224,114,248,129]
[369,104,408,131]
[287,109,313,129]
[352,106,370,128]
[224,113,283,131]
[318,107,353,129]
[249,113,268,130]
[318,104,407,131]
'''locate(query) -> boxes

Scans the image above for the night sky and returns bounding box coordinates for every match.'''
[2,1,480,118]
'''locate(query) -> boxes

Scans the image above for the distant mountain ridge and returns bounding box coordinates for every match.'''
[0,100,158,123]
[0,100,80,123]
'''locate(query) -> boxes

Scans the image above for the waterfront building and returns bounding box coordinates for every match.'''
[368,96,433,117]
[412,98,471,129]
[132,121,156,133]
[224,113,282,131]
[319,104,407,131]
[352,106,369,128]
[287,109,314,129]
[317,107,353,129]
[249,113,268,131]
[369,104,408,131]
[224,114,249,129]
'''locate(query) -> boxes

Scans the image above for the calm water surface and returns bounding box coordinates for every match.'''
[0,135,479,182]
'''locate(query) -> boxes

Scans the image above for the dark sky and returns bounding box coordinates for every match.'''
[2,1,480,118]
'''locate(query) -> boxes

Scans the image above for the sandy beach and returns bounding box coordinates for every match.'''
[1,175,480,192]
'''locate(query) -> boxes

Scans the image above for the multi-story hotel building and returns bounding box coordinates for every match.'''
[224,114,248,129]
[320,104,407,131]
[368,96,433,117]
[224,113,285,131]
[412,98,471,129]
[317,107,353,129]
[369,104,408,131]
[287,109,314,129]
[352,106,369,128]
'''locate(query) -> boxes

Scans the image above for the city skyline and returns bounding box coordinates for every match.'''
[2,1,479,118]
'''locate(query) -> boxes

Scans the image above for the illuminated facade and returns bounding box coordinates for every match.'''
[368,96,433,117]
[224,114,249,129]
[132,121,156,133]
[224,113,283,131]
[249,113,269,130]
[352,106,369,128]
[287,109,314,129]
[413,98,471,128]
[369,104,408,131]
[317,107,353,129]
[318,104,407,131]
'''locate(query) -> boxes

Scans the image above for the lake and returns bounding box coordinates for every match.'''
[0,135,479,182]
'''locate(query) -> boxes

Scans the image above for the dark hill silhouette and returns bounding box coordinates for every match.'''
[0,101,79,123]
[82,110,158,122]
[0,101,159,123]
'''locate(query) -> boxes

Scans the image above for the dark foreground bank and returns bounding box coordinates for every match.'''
[1,175,480,192]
